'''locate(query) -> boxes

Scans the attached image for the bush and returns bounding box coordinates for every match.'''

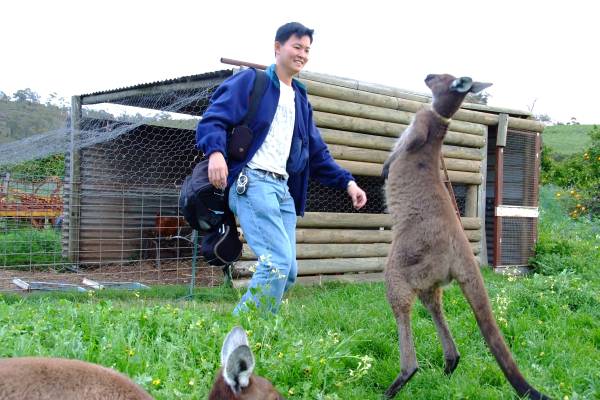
[531,186,600,277]
[1,154,65,180]
[543,125,600,219]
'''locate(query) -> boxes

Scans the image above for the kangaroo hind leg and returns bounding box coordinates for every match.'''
[419,287,460,375]
[384,284,418,399]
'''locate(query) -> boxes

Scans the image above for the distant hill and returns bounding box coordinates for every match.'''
[542,124,596,156]
[0,99,68,144]
[0,97,199,147]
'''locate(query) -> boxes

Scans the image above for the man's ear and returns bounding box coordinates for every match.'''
[470,81,493,94]
[274,41,282,57]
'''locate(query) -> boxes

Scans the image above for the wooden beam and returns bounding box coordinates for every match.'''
[478,126,489,265]
[236,257,386,276]
[298,212,481,230]
[237,240,480,277]
[314,112,486,148]
[241,243,390,260]
[336,159,483,184]
[233,272,386,288]
[465,185,478,217]
[328,144,482,172]
[301,77,544,131]
[320,129,485,160]
[297,228,480,243]
[496,113,509,147]
[309,95,485,136]
[295,228,392,243]
[67,95,82,264]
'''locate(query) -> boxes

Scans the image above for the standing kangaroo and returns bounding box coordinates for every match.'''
[383,74,551,400]
[0,327,282,400]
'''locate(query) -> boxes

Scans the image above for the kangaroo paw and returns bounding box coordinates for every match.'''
[383,367,418,399]
[444,355,460,375]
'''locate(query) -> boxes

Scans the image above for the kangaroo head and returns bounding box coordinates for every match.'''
[209,326,284,400]
[425,74,492,118]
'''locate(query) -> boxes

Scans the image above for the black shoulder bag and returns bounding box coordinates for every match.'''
[179,68,267,266]
[227,69,267,161]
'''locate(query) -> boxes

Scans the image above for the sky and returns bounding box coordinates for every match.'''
[2,0,598,124]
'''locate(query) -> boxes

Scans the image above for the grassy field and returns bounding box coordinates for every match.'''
[542,124,595,156]
[0,187,599,399]
[0,226,63,267]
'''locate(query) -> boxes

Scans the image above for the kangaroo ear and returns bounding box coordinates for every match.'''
[221,326,249,366]
[469,81,493,94]
[450,77,473,93]
[221,327,255,393]
[224,345,255,393]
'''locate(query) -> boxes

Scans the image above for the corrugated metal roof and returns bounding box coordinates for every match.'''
[79,69,233,97]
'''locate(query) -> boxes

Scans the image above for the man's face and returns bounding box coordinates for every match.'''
[275,34,311,75]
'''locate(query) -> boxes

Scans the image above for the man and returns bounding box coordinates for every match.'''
[196,22,367,313]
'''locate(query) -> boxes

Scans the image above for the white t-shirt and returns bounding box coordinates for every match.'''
[247,80,296,177]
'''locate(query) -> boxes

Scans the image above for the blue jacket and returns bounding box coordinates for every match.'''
[195,64,354,216]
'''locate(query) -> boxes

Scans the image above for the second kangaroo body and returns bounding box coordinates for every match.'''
[383,74,551,400]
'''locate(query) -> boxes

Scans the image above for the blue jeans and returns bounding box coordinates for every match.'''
[228,168,298,314]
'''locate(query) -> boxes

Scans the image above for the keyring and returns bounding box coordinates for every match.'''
[236,172,248,195]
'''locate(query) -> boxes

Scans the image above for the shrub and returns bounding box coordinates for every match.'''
[544,125,600,219]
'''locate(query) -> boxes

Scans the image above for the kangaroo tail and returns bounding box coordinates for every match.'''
[458,273,552,400]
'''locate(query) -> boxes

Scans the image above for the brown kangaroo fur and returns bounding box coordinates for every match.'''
[0,327,282,400]
[0,357,153,400]
[383,74,551,400]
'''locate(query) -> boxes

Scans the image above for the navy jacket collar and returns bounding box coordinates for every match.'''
[265,64,307,93]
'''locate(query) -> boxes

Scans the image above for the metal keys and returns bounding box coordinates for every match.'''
[236,171,249,195]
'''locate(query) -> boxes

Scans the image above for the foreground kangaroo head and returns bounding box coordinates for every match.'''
[209,326,284,400]
[383,74,552,400]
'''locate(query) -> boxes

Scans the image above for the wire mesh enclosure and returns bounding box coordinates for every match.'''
[493,129,541,268]
[498,216,538,266]
[502,130,539,207]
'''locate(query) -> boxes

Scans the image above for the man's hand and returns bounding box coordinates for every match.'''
[208,152,228,189]
[347,181,367,210]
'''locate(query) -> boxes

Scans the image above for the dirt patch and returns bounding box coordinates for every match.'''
[0,259,225,292]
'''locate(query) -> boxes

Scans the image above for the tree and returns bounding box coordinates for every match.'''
[12,88,41,104]
[45,92,58,106]
[0,91,9,101]
[534,114,552,124]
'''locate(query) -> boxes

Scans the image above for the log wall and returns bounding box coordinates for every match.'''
[234,69,544,281]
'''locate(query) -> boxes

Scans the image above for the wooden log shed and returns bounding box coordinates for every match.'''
[65,64,544,285]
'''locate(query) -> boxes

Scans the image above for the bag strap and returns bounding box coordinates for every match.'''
[241,68,267,126]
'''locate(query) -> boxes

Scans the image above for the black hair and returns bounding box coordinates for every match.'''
[275,22,314,44]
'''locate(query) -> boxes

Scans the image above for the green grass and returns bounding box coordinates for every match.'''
[0,187,599,399]
[0,226,63,267]
[542,124,595,156]
[533,186,600,279]
[1,274,598,399]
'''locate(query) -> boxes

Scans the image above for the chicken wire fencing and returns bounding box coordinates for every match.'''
[0,83,227,293]
[1,72,401,293]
